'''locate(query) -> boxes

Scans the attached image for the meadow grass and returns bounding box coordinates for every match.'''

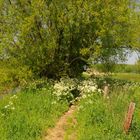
[0,87,68,140]
[66,87,140,140]
[111,73,140,82]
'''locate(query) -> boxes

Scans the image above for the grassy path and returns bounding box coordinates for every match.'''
[44,105,77,140]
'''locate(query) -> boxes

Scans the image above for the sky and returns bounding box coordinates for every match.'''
[126,51,139,64]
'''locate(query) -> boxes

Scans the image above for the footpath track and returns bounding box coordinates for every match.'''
[44,105,77,140]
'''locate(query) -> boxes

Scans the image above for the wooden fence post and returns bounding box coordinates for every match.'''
[124,102,135,133]
[103,84,109,98]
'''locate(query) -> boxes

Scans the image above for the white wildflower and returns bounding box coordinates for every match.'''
[4,105,10,109]
[11,107,15,110]
[107,96,110,99]
[82,95,87,99]
[9,101,13,105]
[98,89,102,93]
[10,95,18,99]
[51,101,57,105]
[89,86,96,92]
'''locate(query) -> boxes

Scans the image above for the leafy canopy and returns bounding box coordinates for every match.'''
[0,0,139,78]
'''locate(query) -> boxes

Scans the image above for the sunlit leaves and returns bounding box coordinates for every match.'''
[0,0,139,77]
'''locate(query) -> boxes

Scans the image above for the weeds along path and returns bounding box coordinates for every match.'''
[44,105,77,140]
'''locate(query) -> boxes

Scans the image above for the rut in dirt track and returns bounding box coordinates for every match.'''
[44,105,77,140]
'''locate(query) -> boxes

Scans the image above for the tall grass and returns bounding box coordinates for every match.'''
[67,87,140,140]
[0,87,68,140]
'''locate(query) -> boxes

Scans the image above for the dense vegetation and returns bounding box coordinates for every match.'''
[0,83,69,140]
[1,0,140,140]
[66,85,140,140]
[0,76,140,139]
[0,0,140,80]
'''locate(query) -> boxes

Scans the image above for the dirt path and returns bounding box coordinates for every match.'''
[44,105,77,140]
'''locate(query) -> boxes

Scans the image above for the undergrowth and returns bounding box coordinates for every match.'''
[65,86,140,140]
[0,86,68,140]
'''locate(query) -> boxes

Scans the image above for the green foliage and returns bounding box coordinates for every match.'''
[0,60,32,93]
[0,86,68,140]
[135,59,140,73]
[0,0,138,78]
[66,86,140,140]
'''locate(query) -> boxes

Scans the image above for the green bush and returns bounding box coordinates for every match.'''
[0,0,135,78]
[0,60,32,93]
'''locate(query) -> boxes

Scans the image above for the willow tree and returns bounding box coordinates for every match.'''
[0,0,139,78]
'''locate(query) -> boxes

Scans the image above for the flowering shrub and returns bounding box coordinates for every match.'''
[53,78,78,102]
[78,79,102,95]
[53,77,103,102]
